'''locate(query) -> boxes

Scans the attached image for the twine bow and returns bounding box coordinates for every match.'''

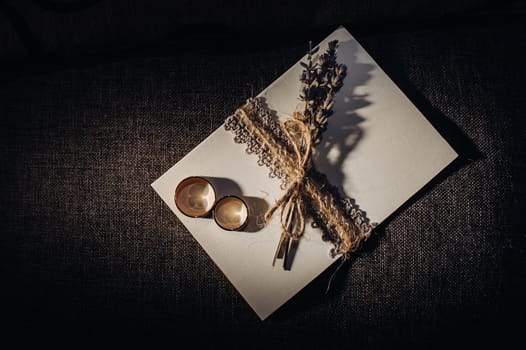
[265,115,313,240]
[228,99,376,265]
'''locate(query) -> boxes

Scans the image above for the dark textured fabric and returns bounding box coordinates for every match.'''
[4,21,525,348]
[0,0,505,60]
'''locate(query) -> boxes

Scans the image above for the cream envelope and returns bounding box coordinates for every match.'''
[151,27,458,320]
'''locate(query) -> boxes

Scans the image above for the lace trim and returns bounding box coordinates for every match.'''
[225,97,376,255]
[307,168,376,256]
[225,98,293,187]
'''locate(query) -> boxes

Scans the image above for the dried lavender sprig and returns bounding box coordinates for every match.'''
[298,40,347,144]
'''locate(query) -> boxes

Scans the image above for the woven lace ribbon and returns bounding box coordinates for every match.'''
[225,97,375,256]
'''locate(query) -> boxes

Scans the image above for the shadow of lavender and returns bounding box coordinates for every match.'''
[313,38,375,198]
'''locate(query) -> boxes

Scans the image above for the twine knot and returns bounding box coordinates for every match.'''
[265,118,313,239]
[230,99,376,263]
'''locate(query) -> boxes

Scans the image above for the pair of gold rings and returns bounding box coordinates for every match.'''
[174,177,248,231]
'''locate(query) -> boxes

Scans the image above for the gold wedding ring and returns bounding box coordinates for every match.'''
[175,177,216,218]
[213,196,249,231]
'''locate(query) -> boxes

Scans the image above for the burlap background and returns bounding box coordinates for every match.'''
[4,13,525,349]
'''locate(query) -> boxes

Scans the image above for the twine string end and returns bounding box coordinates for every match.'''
[325,254,348,295]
